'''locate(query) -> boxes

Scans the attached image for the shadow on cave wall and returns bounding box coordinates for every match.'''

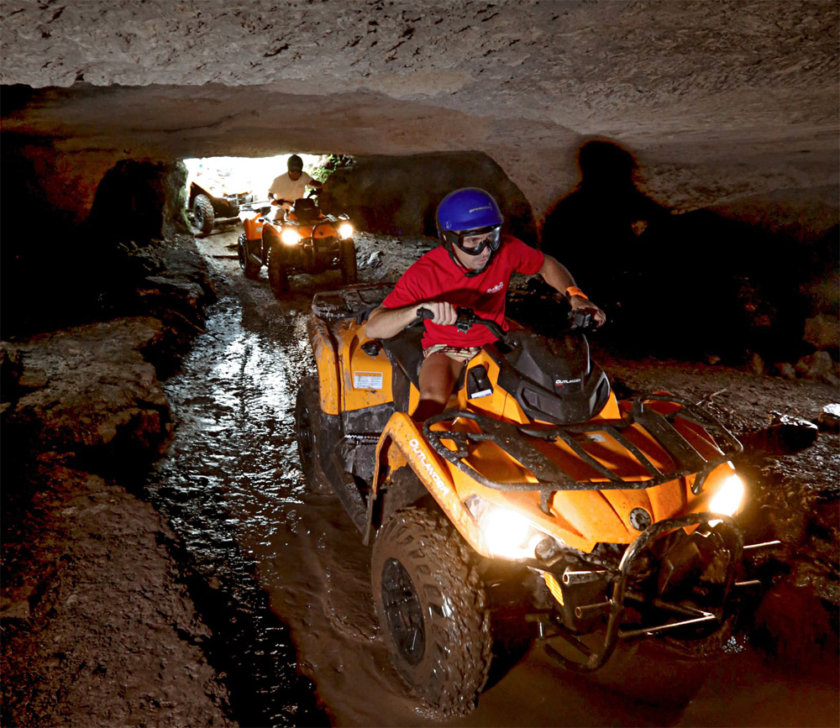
[538,139,834,365]
[1,141,188,339]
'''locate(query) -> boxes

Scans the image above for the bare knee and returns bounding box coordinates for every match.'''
[415,353,462,419]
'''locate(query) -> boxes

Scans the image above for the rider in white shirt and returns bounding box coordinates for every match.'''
[267,155,322,209]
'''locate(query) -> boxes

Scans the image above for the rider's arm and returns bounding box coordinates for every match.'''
[538,254,607,326]
[365,302,457,340]
[538,254,576,293]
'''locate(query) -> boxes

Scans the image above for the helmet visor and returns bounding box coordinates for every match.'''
[449,226,502,256]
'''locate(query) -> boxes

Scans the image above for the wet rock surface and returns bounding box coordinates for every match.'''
[2,228,838,727]
[1,317,173,462]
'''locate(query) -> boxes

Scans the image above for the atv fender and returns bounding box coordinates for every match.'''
[365,412,481,549]
[307,316,341,415]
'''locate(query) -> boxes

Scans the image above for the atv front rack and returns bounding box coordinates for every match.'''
[423,394,742,513]
[540,512,744,672]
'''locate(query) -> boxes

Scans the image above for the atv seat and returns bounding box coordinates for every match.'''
[381,328,470,415]
[290,198,322,223]
[381,328,424,389]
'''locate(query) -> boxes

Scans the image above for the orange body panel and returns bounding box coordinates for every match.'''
[308,316,341,415]
[336,320,395,412]
[241,211,266,242]
[372,413,483,550]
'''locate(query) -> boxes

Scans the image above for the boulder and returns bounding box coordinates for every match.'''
[2,317,173,464]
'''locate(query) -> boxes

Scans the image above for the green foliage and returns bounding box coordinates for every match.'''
[312,154,354,183]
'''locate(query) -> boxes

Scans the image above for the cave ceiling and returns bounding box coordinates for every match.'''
[1,0,838,232]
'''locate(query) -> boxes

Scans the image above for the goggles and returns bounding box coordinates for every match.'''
[444,225,502,256]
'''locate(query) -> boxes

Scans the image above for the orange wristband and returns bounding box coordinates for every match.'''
[566,286,588,300]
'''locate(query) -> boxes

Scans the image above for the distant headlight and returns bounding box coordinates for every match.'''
[338,222,354,239]
[708,473,745,517]
[281,228,302,245]
[466,496,550,560]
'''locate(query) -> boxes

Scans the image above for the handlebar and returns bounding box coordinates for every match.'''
[414,305,597,341]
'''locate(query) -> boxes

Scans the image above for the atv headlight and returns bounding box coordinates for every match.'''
[338,222,354,240]
[281,228,302,245]
[466,496,548,560]
[708,472,745,517]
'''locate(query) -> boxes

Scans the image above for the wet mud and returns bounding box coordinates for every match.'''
[148,229,838,727]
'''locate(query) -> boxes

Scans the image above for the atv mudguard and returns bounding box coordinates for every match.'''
[363,412,482,548]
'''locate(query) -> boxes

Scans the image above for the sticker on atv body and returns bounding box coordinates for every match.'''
[353,371,383,390]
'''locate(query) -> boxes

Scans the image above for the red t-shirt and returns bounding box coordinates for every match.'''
[381,235,544,347]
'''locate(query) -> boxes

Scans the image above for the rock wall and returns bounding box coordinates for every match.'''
[1,1,837,240]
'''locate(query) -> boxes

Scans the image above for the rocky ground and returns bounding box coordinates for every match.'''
[1,229,838,727]
[1,236,238,727]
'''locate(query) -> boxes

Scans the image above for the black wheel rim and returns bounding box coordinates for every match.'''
[381,558,425,666]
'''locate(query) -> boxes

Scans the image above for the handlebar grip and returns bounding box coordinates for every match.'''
[409,306,434,327]
[569,309,594,330]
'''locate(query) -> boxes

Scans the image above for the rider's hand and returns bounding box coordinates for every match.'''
[570,296,607,327]
[417,301,457,326]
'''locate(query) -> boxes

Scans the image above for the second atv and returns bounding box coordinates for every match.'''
[237,196,356,296]
[295,283,776,716]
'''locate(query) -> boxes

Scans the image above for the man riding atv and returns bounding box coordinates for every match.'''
[365,187,606,420]
[267,154,322,209]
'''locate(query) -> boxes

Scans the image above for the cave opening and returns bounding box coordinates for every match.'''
[181,153,337,238]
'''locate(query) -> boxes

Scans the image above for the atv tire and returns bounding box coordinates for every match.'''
[237,232,261,279]
[294,376,331,493]
[268,243,289,297]
[371,506,492,716]
[191,193,215,237]
[662,610,737,659]
[339,239,357,283]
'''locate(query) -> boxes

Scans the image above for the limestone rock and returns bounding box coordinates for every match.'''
[795,350,834,379]
[2,317,173,462]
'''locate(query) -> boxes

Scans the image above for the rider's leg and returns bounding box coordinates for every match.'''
[413,351,464,422]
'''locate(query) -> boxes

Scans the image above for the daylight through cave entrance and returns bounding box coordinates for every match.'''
[182,154,332,238]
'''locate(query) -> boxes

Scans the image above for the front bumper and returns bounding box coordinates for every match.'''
[536,512,744,672]
[276,237,343,272]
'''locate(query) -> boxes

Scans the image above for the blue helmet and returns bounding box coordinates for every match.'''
[437,187,503,236]
[436,188,504,272]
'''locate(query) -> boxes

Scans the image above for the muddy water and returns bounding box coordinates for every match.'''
[147,230,838,727]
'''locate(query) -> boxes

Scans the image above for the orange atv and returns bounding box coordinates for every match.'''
[237,196,356,296]
[295,284,776,716]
